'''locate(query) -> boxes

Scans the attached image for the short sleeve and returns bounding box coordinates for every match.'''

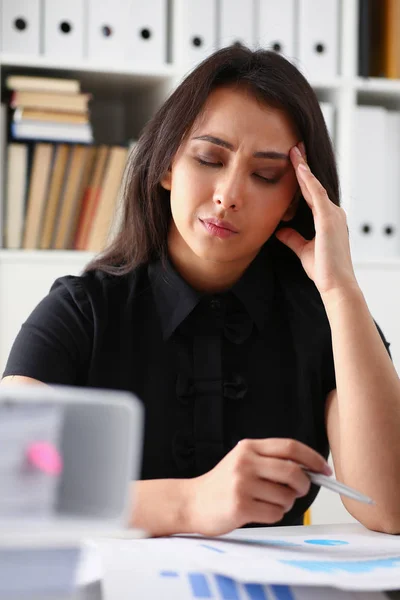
[2,276,94,385]
[374,320,392,357]
[323,319,392,395]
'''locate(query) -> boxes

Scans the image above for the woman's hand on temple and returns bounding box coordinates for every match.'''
[275,143,359,300]
[186,438,331,537]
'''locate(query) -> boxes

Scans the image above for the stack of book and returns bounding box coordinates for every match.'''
[4,140,130,252]
[6,75,93,144]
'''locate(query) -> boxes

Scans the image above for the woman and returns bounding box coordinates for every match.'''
[2,46,400,537]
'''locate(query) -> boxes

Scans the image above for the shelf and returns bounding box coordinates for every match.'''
[353,259,400,270]
[355,77,400,97]
[308,78,343,91]
[1,249,400,271]
[0,53,177,92]
[0,250,94,265]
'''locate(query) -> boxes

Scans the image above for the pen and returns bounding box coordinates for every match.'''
[303,469,375,505]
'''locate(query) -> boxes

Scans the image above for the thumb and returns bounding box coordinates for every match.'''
[275,228,307,258]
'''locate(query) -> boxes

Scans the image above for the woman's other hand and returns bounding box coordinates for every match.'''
[276,144,359,300]
[187,437,331,536]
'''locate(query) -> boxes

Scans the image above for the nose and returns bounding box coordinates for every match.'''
[213,169,244,211]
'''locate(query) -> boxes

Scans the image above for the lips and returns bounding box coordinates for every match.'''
[200,218,239,233]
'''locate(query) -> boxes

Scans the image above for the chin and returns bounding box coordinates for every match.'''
[190,241,252,264]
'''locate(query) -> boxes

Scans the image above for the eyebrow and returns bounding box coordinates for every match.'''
[192,135,289,160]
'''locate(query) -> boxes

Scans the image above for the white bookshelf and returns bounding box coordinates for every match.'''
[1,0,400,525]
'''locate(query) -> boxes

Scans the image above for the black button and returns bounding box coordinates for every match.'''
[210,298,221,310]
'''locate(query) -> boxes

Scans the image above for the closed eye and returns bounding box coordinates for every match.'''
[255,173,281,184]
[196,157,221,167]
[196,157,281,184]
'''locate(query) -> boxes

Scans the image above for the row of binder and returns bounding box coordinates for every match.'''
[1,0,341,79]
[349,105,400,260]
[1,0,167,65]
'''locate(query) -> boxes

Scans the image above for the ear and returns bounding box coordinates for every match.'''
[281,190,301,222]
[160,169,172,191]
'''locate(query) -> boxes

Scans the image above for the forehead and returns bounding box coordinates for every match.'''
[190,85,298,144]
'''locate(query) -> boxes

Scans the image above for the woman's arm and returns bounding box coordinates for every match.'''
[324,287,400,534]
[277,145,400,534]
[1,376,48,386]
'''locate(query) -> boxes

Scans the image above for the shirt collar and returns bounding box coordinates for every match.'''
[148,241,276,341]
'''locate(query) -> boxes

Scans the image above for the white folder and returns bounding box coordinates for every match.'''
[87,0,130,63]
[380,111,400,258]
[43,0,84,60]
[349,106,386,261]
[127,0,167,65]
[0,0,40,55]
[256,0,295,61]
[296,0,339,80]
[319,101,335,141]
[218,0,255,50]
[171,0,217,69]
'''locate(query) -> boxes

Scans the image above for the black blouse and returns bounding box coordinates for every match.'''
[3,238,391,526]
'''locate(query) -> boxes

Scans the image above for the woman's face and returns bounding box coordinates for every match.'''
[162,85,299,268]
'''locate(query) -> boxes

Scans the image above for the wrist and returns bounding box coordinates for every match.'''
[178,477,199,534]
[129,478,199,536]
[320,284,364,314]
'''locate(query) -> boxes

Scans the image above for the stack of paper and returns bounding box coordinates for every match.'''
[93,527,400,600]
[0,545,81,599]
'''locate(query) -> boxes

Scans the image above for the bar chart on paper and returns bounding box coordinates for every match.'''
[157,570,386,599]
[97,534,389,600]
[160,570,299,599]
[192,534,400,591]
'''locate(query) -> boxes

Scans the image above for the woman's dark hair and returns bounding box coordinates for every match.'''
[86,45,339,275]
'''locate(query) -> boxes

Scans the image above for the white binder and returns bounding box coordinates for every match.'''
[43,0,84,60]
[296,0,339,80]
[0,0,40,55]
[219,0,255,50]
[127,0,167,65]
[319,101,335,141]
[256,0,295,61]
[349,106,386,261]
[171,0,217,69]
[87,0,130,62]
[381,111,400,258]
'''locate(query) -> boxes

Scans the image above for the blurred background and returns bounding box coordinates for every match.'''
[0,0,398,526]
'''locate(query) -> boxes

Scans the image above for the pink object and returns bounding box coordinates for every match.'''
[25,442,63,475]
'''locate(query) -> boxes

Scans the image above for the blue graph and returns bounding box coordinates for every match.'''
[236,539,301,548]
[304,539,348,546]
[189,573,213,598]
[281,556,400,574]
[160,571,296,599]
[270,586,295,600]
[200,544,226,553]
[215,575,240,599]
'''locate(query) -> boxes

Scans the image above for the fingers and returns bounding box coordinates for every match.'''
[253,456,312,497]
[249,476,302,511]
[290,143,331,214]
[245,499,287,525]
[275,227,308,257]
[239,437,331,475]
